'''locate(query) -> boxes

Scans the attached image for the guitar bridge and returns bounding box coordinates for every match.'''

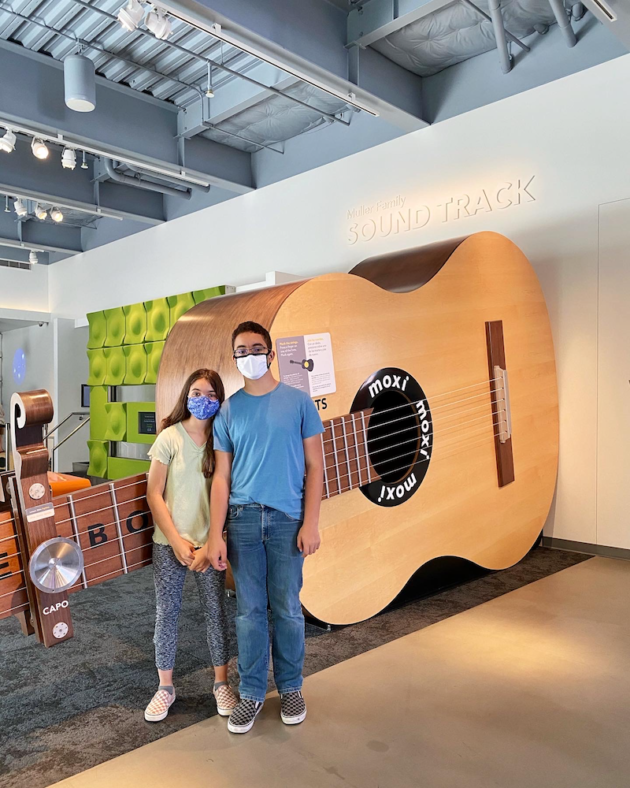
[493,365,511,444]
[486,321,515,487]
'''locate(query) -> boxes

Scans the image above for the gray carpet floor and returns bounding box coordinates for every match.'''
[0,546,590,788]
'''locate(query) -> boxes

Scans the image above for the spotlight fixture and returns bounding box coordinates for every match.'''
[29,251,39,265]
[81,150,88,169]
[34,203,48,221]
[146,6,172,40]
[14,198,27,218]
[61,147,77,170]
[0,127,16,153]
[31,137,49,159]
[50,207,64,223]
[117,0,145,31]
[4,196,9,213]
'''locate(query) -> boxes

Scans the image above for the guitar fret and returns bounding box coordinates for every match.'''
[321,433,330,499]
[361,411,371,484]
[332,420,342,494]
[340,416,353,491]
[351,413,362,486]
[67,494,88,589]
[109,483,128,574]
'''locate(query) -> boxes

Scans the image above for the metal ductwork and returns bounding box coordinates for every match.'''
[103,159,193,200]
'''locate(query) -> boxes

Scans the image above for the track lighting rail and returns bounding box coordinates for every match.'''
[69,0,357,125]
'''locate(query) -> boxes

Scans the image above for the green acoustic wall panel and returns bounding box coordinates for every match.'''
[87,348,107,386]
[192,285,226,304]
[104,402,127,442]
[126,402,156,445]
[89,386,109,440]
[168,292,196,328]
[145,340,165,385]
[104,346,125,386]
[145,298,170,342]
[88,440,109,478]
[104,307,126,347]
[87,311,107,349]
[124,344,147,385]
[123,302,147,345]
[108,457,151,480]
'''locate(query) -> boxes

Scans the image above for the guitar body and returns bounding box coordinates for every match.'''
[158,232,558,625]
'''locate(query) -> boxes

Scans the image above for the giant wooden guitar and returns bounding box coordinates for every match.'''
[0,231,558,644]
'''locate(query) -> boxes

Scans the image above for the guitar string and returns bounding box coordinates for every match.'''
[322,402,505,462]
[340,398,501,448]
[326,428,504,498]
[50,477,148,512]
[325,410,503,469]
[0,583,26,599]
[321,388,501,448]
[1,600,30,617]
[327,419,502,490]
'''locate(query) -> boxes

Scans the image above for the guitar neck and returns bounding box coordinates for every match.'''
[321,409,379,499]
[53,474,154,593]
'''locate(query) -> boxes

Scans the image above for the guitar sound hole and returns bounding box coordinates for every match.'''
[368,392,420,483]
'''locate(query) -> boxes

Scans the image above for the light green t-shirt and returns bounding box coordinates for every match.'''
[148,422,212,547]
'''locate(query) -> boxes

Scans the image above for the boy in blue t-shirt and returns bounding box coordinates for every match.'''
[193,320,324,734]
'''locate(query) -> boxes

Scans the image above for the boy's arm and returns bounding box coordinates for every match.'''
[297,434,324,557]
[191,450,232,572]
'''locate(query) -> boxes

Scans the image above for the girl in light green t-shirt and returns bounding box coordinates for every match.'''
[144,368,237,723]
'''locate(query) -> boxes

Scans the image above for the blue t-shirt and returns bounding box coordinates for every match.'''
[213,382,324,520]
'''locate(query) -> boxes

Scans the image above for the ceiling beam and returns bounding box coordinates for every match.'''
[0,213,82,255]
[581,0,630,47]
[0,136,165,225]
[0,244,49,265]
[347,0,452,47]
[163,0,427,131]
[0,41,254,194]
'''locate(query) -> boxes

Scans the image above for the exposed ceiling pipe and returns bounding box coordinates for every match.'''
[124,163,211,193]
[547,0,578,46]
[487,0,512,73]
[462,1,530,53]
[103,159,192,199]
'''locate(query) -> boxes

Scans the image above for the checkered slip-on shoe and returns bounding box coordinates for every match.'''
[213,682,238,717]
[227,699,264,734]
[280,691,307,725]
[144,688,176,722]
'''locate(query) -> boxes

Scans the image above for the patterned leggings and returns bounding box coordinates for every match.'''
[153,543,230,671]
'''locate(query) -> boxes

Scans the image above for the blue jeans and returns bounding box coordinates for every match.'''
[227,503,305,703]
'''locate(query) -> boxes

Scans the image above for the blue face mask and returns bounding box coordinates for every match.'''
[187,395,220,421]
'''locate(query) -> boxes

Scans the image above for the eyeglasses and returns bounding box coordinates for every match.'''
[233,345,270,359]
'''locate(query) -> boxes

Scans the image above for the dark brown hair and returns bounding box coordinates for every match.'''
[232,321,272,351]
[160,368,225,478]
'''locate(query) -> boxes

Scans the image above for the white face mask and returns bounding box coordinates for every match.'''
[237,354,269,380]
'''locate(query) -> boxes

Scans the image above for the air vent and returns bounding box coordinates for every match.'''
[0,260,31,270]
[590,0,616,21]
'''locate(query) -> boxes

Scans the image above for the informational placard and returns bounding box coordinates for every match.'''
[138,411,157,436]
[276,333,336,397]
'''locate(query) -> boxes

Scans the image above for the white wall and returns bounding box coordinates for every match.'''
[1,320,55,427]
[48,54,630,548]
[0,264,48,312]
[54,320,89,472]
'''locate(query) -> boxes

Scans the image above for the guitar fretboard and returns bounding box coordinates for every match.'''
[321,409,379,498]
